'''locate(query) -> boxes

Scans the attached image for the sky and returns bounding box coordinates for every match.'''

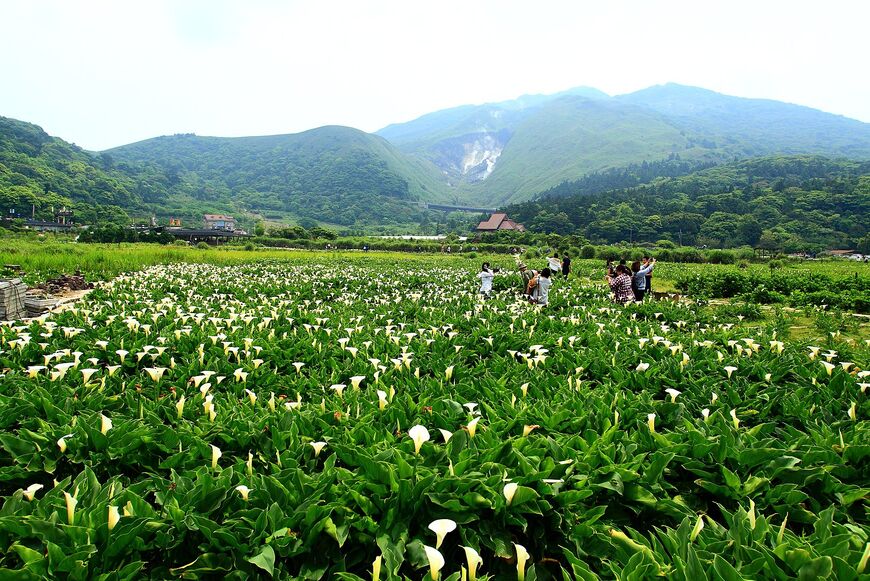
[1,0,868,151]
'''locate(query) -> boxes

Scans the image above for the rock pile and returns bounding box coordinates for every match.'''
[35,274,92,294]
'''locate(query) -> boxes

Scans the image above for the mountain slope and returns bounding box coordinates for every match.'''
[106,126,454,226]
[503,155,870,251]
[619,83,870,158]
[377,87,609,188]
[0,116,141,224]
[378,85,870,207]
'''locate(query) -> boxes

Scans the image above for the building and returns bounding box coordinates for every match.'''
[203,214,235,231]
[476,213,525,233]
[168,217,182,227]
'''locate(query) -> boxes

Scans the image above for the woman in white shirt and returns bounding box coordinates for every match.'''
[477,262,495,297]
[548,254,562,273]
[532,267,553,305]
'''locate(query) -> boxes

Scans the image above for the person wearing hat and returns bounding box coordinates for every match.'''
[519,262,536,297]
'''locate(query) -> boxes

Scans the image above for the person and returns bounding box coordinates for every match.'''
[561,254,571,278]
[548,253,562,273]
[631,259,655,301]
[519,263,536,297]
[530,267,552,305]
[607,264,634,304]
[477,262,495,297]
[642,255,653,294]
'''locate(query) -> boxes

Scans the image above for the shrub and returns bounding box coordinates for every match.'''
[196,242,210,250]
[580,245,596,259]
[706,249,736,264]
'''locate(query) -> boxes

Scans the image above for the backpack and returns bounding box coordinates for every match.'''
[526,274,539,295]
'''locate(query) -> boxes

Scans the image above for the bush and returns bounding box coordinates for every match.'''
[173,240,189,247]
[244,243,256,251]
[580,245,597,259]
[739,286,786,304]
[706,249,736,264]
[768,259,786,270]
[196,242,210,250]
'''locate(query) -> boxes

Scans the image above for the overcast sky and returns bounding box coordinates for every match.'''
[2,0,868,150]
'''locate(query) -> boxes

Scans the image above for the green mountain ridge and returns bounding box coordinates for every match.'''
[3,83,870,232]
[105,125,455,227]
[380,84,870,207]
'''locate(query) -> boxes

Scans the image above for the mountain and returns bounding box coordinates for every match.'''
[377,84,870,207]
[5,83,870,233]
[0,116,142,225]
[503,155,870,252]
[105,126,453,227]
[618,83,870,158]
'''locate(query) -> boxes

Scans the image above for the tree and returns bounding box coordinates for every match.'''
[254,220,266,236]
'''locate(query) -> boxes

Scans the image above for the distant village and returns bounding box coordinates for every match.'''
[5,209,251,245]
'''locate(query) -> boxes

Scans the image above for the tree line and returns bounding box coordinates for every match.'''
[503,155,870,253]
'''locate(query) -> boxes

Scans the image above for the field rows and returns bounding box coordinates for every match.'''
[0,259,867,579]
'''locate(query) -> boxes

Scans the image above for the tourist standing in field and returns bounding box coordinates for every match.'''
[519,263,536,296]
[477,262,495,297]
[531,267,553,305]
[561,254,571,278]
[607,264,634,304]
[642,255,653,294]
[631,258,656,301]
[548,253,562,274]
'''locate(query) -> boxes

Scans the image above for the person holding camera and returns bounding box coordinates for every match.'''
[478,262,497,297]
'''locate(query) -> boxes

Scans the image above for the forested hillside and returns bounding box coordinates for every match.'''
[106,127,452,227]
[0,116,139,224]
[503,156,870,252]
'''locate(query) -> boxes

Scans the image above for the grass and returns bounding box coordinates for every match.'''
[0,238,499,285]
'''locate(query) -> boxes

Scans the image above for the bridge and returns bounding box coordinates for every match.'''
[425,203,498,213]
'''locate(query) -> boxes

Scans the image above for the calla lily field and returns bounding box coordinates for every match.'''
[0,257,867,579]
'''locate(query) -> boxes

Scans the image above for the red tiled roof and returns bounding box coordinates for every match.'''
[476,213,507,230]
